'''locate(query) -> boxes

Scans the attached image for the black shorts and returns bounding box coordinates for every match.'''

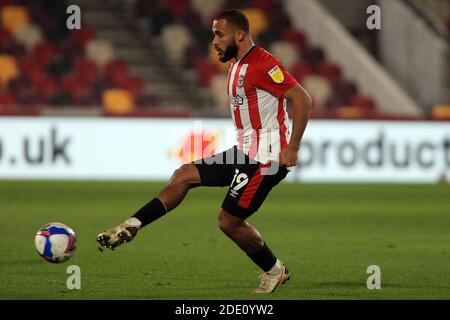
[193,146,289,218]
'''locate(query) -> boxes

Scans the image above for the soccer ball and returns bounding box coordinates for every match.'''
[35,222,77,263]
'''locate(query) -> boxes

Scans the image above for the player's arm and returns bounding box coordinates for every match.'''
[279,84,312,167]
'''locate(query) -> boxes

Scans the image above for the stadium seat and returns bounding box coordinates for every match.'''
[291,62,313,82]
[18,57,42,82]
[0,89,16,105]
[72,58,98,85]
[12,76,41,105]
[251,0,278,15]
[318,62,342,86]
[32,41,56,67]
[195,58,221,87]
[192,0,225,22]
[70,27,95,50]
[161,24,192,64]
[102,89,135,114]
[86,39,115,67]
[302,46,325,69]
[104,59,129,84]
[303,75,332,109]
[62,74,89,103]
[431,104,450,119]
[166,0,191,20]
[118,75,144,98]
[334,80,358,101]
[281,29,306,54]
[1,5,29,35]
[269,41,300,71]
[0,54,19,88]
[14,24,43,52]
[34,74,58,102]
[336,106,366,119]
[0,26,12,51]
[241,8,268,39]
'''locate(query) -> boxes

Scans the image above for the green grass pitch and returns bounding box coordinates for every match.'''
[0,180,449,300]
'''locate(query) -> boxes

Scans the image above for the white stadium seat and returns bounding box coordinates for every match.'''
[86,39,115,67]
[14,24,43,52]
[161,24,192,64]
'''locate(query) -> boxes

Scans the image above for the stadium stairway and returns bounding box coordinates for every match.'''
[71,0,204,113]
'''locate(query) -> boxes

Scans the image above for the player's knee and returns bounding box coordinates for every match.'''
[218,210,240,235]
[170,164,199,186]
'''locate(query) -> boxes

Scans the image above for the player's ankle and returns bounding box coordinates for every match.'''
[123,217,142,230]
[267,259,283,275]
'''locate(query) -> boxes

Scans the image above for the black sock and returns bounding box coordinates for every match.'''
[132,198,167,228]
[247,242,277,272]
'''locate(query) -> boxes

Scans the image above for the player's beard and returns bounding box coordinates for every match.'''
[219,41,238,62]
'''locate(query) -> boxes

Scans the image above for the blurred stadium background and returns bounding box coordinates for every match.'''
[0,0,448,118]
[0,0,449,300]
[0,0,449,182]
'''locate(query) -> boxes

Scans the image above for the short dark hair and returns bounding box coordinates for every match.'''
[215,9,249,33]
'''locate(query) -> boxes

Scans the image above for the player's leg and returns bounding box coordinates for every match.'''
[97,163,201,249]
[97,147,234,250]
[219,161,290,293]
[218,209,290,293]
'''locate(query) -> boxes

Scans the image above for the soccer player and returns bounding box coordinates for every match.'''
[97,9,312,294]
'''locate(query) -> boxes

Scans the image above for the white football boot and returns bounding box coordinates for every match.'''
[254,263,290,294]
[97,219,140,250]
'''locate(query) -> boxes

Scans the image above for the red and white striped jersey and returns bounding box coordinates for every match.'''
[227,46,298,164]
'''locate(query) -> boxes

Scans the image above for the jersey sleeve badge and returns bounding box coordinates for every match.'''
[268,65,284,84]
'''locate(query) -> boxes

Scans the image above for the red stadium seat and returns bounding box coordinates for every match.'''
[251,0,277,15]
[0,0,13,9]
[318,62,342,86]
[166,0,190,20]
[33,74,58,102]
[18,57,42,82]
[195,58,220,88]
[0,90,16,105]
[104,59,129,84]
[0,26,12,51]
[73,58,98,84]
[302,46,325,69]
[62,74,89,103]
[291,62,313,82]
[70,27,95,49]
[33,41,56,67]
[281,29,306,53]
[117,75,144,98]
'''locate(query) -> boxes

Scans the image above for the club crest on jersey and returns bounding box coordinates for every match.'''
[238,75,245,87]
[231,95,244,106]
[268,65,284,84]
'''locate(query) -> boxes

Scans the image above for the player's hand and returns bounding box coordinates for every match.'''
[279,147,298,167]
